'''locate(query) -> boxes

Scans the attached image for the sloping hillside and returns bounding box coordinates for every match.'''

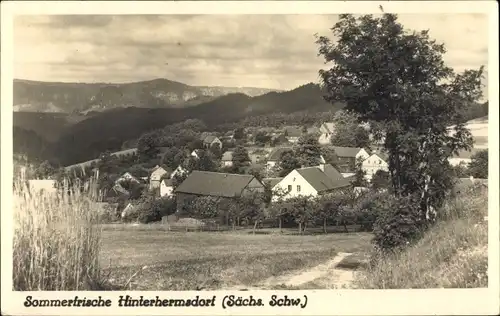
[354,187,488,289]
[13,78,279,113]
[49,83,341,165]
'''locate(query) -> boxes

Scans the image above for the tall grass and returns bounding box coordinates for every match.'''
[13,171,106,290]
[354,186,488,289]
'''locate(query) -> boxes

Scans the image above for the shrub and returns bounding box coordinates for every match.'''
[138,197,177,224]
[372,194,429,252]
[352,191,392,232]
[13,175,105,290]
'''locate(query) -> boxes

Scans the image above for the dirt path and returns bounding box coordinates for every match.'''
[225,252,360,290]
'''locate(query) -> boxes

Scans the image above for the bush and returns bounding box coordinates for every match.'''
[352,191,391,232]
[137,197,177,224]
[372,194,429,252]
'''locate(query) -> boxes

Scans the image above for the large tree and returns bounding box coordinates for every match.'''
[231,146,251,174]
[294,134,323,167]
[317,14,483,221]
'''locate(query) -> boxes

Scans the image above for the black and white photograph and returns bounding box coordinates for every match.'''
[1,1,498,315]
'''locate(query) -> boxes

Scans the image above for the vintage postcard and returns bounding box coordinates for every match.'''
[1,1,499,315]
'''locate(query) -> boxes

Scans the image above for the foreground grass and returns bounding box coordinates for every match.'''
[354,187,488,289]
[13,177,105,290]
[100,231,372,290]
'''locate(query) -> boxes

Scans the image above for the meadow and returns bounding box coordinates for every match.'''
[99,229,372,290]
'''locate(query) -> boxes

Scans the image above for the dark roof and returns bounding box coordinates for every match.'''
[267,147,293,161]
[370,151,389,162]
[162,178,173,186]
[203,135,219,144]
[175,171,263,198]
[262,177,283,189]
[296,164,350,193]
[332,146,365,158]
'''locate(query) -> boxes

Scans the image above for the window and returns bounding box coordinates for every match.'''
[288,185,292,192]
[297,185,301,192]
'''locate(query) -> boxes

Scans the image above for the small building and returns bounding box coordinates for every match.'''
[175,171,265,211]
[160,179,174,197]
[115,172,141,185]
[331,146,371,172]
[171,164,189,179]
[149,165,169,190]
[362,152,389,181]
[191,149,203,159]
[318,122,335,145]
[283,127,302,143]
[272,163,350,201]
[201,135,222,149]
[221,151,234,167]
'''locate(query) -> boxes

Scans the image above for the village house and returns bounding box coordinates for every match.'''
[272,163,350,202]
[201,135,222,149]
[361,151,389,181]
[191,149,203,159]
[171,164,189,179]
[149,165,169,190]
[105,183,130,200]
[318,122,335,145]
[332,146,370,173]
[175,171,265,211]
[160,179,174,197]
[221,151,234,167]
[115,172,141,185]
[283,126,302,143]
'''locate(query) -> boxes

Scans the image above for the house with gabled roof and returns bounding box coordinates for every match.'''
[318,122,335,145]
[331,146,370,172]
[160,178,174,197]
[362,151,389,181]
[201,135,222,149]
[149,165,169,190]
[283,126,303,143]
[175,171,265,211]
[272,163,350,202]
[115,172,141,185]
[221,151,234,167]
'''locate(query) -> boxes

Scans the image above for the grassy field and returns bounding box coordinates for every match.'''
[100,230,372,290]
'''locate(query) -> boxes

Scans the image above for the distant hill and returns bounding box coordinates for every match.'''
[45,83,342,165]
[13,78,280,113]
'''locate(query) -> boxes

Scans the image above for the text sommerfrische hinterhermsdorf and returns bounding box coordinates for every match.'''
[23,294,308,309]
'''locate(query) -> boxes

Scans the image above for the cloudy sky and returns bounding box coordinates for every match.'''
[14,14,489,95]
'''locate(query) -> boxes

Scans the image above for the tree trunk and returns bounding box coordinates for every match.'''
[323,218,327,234]
[298,222,302,234]
[232,220,235,231]
[303,221,307,233]
[253,220,258,235]
[343,223,348,233]
[279,216,282,233]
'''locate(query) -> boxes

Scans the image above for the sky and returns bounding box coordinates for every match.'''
[14,14,489,97]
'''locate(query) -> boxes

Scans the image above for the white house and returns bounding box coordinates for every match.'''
[283,127,302,143]
[191,149,202,159]
[149,165,169,189]
[362,152,389,181]
[221,151,234,167]
[28,179,58,195]
[115,172,140,185]
[272,163,350,202]
[171,164,189,179]
[318,122,335,145]
[160,179,174,197]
